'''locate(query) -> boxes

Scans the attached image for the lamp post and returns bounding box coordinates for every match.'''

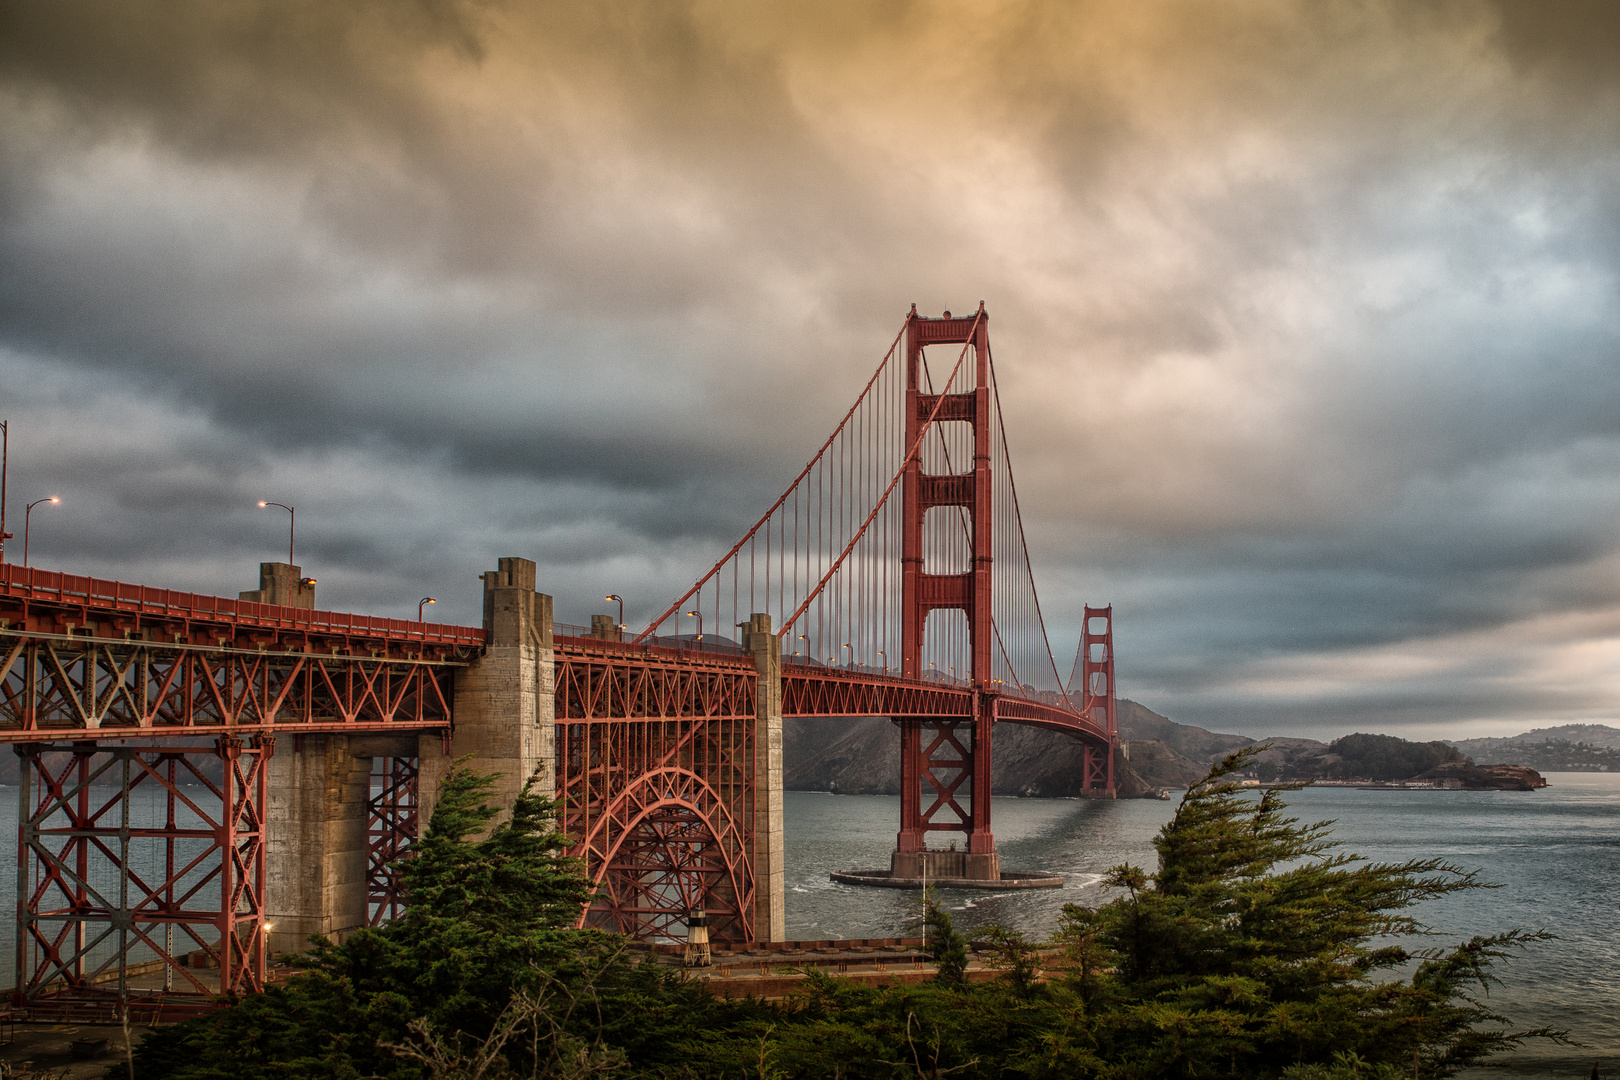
[606,594,624,630]
[258,501,295,565]
[685,609,703,643]
[0,420,9,563]
[843,643,853,669]
[23,497,58,568]
[796,633,808,658]
[418,597,437,621]
[878,650,886,674]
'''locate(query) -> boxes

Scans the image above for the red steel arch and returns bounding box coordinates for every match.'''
[553,636,758,943]
[576,765,753,943]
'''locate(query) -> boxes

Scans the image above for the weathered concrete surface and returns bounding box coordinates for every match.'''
[239,562,316,609]
[744,613,785,942]
[419,557,554,831]
[889,847,1001,881]
[265,735,370,955]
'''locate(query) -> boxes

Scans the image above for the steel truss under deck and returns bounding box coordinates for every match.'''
[367,756,419,926]
[13,738,271,1010]
[553,643,757,943]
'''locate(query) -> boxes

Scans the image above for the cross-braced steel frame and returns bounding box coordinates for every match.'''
[367,756,419,926]
[13,737,271,1009]
[553,644,756,943]
[0,635,456,739]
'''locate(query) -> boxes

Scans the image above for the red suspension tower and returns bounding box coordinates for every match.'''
[892,307,1001,882]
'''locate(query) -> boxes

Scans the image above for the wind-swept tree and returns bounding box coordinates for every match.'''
[1051,748,1563,1079]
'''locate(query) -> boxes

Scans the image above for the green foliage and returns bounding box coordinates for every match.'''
[920,887,970,989]
[1066,748,1564,1078]
[979,926,1042,1001]
[129,751,1561,1080]
[1282,1051,1408,1080]
[129,762,739,1080]
[1328,732,1464,780]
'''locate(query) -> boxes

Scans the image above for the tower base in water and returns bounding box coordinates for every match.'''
[829,869,1063,890]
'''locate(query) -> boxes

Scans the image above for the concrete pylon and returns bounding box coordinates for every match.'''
[239,562,315,609]
[743,612,785,942]
[265,735,370,955]
[418,557,555,830]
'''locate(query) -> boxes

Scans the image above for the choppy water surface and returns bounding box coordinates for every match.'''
[784,775,1620,1075]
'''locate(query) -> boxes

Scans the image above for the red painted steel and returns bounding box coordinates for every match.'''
[0,564,485,648]
[367,756,419,926]
[897,308,1000,858]
[553,638,756,943]
[13,737,271,1008]
[0,564,473,744]
[1079,605,1118,792]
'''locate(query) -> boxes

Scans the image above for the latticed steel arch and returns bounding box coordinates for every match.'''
[577,765,753,943]
[552,643,759,944]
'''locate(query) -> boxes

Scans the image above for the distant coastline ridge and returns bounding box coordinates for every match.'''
[783,701,1571,797]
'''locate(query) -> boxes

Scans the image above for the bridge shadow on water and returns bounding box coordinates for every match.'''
[782,789,1174,942]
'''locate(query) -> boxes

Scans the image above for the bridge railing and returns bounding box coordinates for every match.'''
[553,622,752,661]
[0,563,487,646]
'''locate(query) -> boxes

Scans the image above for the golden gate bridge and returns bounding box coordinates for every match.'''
[0,305,1116,1012]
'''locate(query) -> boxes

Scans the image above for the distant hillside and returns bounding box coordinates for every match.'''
[1448,724,1620,772]
[783,699,1238,799]
[1114,699,1252,761]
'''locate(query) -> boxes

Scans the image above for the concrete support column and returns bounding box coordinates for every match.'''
[418,557,554,831]
[239,562,315,609]
[265,736,371,955]
[743,612,784,943]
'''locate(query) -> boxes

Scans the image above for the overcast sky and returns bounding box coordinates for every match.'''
[2,0,1618,741]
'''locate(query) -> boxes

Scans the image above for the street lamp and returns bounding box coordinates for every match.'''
[23,497,58,568]
[843,643,853,669]
[878,650,886,674]
[685,609,703,642]
[0,420,10,563]
[257,501,295,565]
[606,595,624,630]
[795,633,808,658]
[418,597,437,621]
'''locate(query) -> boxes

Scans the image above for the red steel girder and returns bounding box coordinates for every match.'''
[0,563,484,654]
[0,635,457,742]
[367,756,419,926]
[992,695,1111,743]
[553,645,756,943]
[781,665,975,718]
[13,738,270,1007]
[553,645,756,722]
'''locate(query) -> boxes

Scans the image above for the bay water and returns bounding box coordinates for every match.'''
[1,775,1613,1073]
[784,775,1620,1075]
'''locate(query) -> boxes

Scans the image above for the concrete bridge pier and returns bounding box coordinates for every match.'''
[264,735,370,956]
[266,557,789,950]
[418,557,555,829]
[743,612,785,943]
[266,558,553,956]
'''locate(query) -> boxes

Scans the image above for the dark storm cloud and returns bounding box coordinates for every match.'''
[3,0,1620,736]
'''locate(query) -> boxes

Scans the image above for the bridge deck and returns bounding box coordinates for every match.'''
[0,569,1105,744]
